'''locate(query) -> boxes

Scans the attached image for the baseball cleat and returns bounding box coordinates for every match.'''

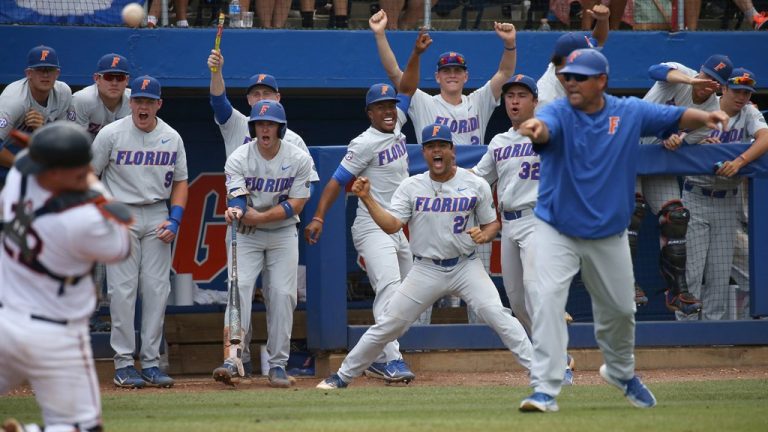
[212,361,241,386]
[385,359,416,383]
[141,366,174,388]
[113,366,146,389]
[268,366,293,388]
[665,291,702,315]
[519,392,559,412]
[363,362,388,380]
[634,284,648,306]
[599,364,657,408]
[316,373,348,389]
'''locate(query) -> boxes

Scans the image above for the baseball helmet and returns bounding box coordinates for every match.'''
[249,100,287,138]
[421,123,453,145]
[15,121,93,175]
[365,83,398,107]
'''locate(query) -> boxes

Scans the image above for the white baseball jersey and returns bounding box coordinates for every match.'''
[91,116,188,205]
[473,127,539,212]
[536,63,566,111]
[0,168,131,322]
[686,102,767,189]
[409,81,499,145]
[216,108,319,181]
[71,84,131,136]
[0,78,73,140]
[389,168,496,259]
[224,140,313,230]
[340,107,409,219]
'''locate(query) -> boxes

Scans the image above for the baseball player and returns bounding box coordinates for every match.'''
[207,50,318,376]
[0,45,73,183]
[631,54,733,314]
[516,49,730,412]
[304,81,418,383]
[71,53,132,137]
[92,75,189,389]
[682,68,767,320]
[470,74,574,386]
[1,122,132,432]
[369,10,517,145]
[535,4,609,111]
[213,100,314,388]
[316,124,533,389]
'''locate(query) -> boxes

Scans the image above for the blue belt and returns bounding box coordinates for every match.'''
[415,251,475,267]
[683,182,737,198]
[503,208,533,221]
[0,301,68,326]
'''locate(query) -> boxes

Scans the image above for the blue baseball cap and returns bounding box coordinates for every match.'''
[365,83,398,107]
[97,53,129,74]
[27,45,59,69]
[700,54,733,85]
[558,49,609,76]
[726,68,757,92]
[421,123,453,145]
[130,75,162,99]
[502,74,538,98]
[247,73,279,93]
[553,33,599,58]
[437,52,468,71]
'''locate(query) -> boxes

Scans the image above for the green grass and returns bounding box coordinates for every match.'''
[3,380,767,431]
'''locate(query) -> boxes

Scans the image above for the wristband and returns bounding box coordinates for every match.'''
[280,201,294,219]
[504,46,516,51]
[312,216,324,224]
[169,205,184,224]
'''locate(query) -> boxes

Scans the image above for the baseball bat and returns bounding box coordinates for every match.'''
[229,219,242,346]
[423,0,431,30]
[210,12,226,73]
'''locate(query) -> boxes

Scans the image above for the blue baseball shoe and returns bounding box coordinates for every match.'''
[316,373,348,389]
[141,366,174,388]
[519,392,559,412]
[599,364,657,408]
[384,359,416,383]
[268,366,293,388]
[363,362,388,380]
[212,360,241,386]
[113,366,145,388]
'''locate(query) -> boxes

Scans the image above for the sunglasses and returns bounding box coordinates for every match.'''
[99,73,128,82]
[562,73,592,82]
[439,54,466,66]
[728,76,756,87]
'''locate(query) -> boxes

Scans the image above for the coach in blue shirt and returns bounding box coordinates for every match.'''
[515,49,729,413]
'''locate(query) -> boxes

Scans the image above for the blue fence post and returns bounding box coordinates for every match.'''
[749,177,768,317]
[305,146,348,350]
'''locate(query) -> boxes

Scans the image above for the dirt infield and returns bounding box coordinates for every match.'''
[7,366,765,398]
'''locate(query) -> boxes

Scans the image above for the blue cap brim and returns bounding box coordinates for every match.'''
[558,64,605,76]
[700,67,727,85]
[367,96,398,106]
[728,85,755,92]
[131,93,160,99]
[99,69,129,74]
[28,63,59,69]
[14,152,43,175]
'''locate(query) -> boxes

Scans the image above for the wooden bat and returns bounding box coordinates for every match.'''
[210,12,226,73]
[227,219,245,376]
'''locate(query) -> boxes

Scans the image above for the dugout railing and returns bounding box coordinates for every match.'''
[304,144,768,351]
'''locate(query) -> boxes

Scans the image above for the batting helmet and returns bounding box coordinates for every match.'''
[249,100,287,138]
[15,121,93,175]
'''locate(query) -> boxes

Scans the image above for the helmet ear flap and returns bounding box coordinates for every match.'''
[279,123,287,139]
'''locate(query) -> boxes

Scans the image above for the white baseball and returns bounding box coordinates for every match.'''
[122,3,145,28]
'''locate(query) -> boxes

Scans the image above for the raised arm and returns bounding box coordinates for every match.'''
[370,10,403,87]
[352,177,403,234]
[399,30,432,97]
[489,22,518,99]
[588,4,610,46]
[207,50,226,97]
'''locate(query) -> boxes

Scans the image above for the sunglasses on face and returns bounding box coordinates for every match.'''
[728,76,756,87]
[562,73,592,82]
[99,73,128,82]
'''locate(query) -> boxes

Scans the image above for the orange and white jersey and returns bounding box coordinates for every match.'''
[0,168,131,322]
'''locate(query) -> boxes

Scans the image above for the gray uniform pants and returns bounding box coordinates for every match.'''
[109,202,171,369]
[225,225,298,369]
[338,255,532,382]
[527,218,636,397]
[683,187,739,320]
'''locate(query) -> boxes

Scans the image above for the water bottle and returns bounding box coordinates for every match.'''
[228,0,241,28]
